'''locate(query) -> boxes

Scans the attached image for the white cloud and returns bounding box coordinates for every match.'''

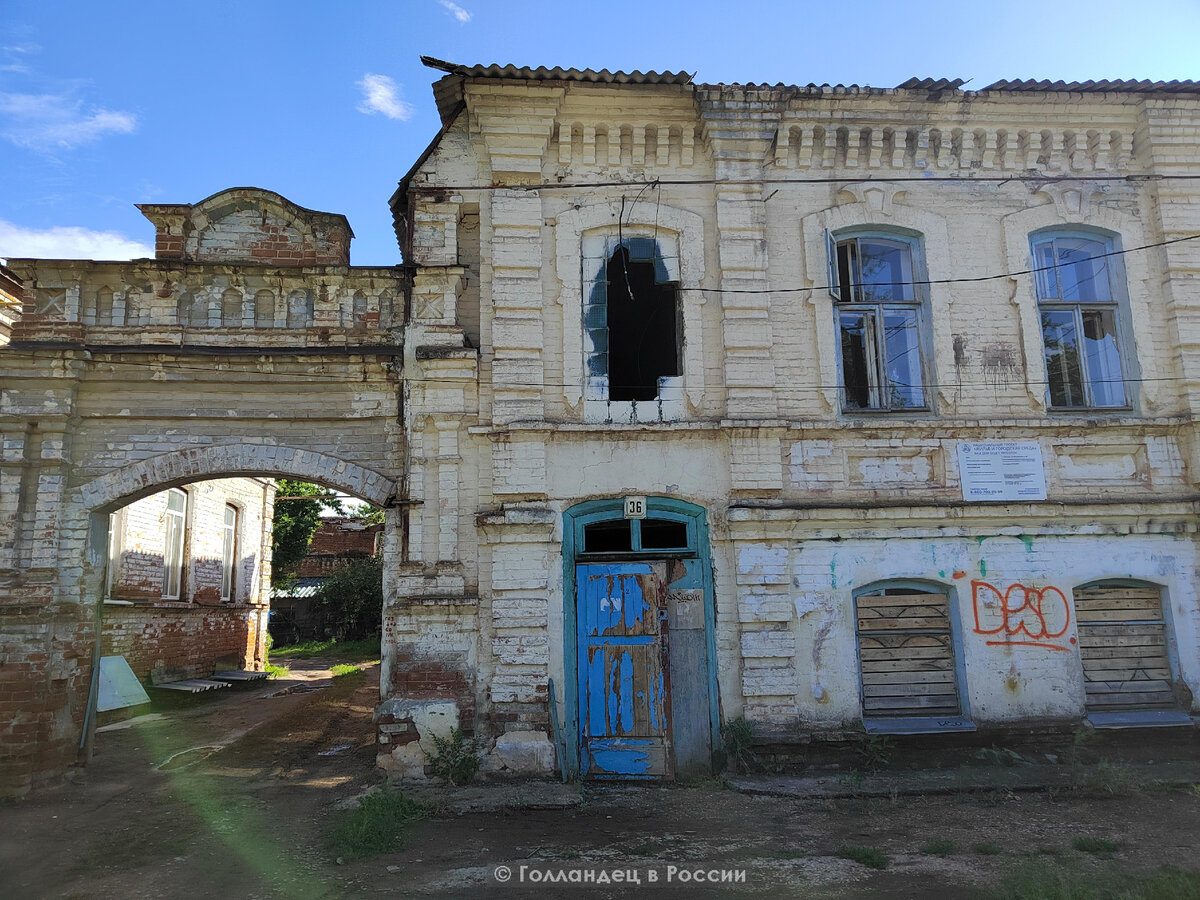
[355,74,415,121]
[0,220,153,261]
[0,91,137,150]
[437,0,472,23]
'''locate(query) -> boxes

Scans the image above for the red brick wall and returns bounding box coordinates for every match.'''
[101,605,257,682]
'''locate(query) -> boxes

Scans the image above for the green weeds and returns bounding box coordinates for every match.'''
[836,845,889,869]
[327,787,429,862]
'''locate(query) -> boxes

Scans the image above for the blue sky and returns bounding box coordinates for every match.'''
[2,0,1198,266]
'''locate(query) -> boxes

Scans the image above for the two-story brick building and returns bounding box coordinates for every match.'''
[380,60,1200,779]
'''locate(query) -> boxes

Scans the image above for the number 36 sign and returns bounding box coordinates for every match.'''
[623,496,646,519]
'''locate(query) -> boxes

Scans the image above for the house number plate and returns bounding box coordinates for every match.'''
[623,496,647,519]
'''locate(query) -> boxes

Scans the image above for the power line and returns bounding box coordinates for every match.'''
[690,232,1200,294]
[13,350,1200,396]
[407,172,1199,194]
[9,230,1200,394]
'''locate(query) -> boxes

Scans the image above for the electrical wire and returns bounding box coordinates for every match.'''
[407,172,1200,193]
[11,349,1199,396]
[9,230,1200,395]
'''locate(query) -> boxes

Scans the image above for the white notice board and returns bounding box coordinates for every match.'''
[956,441,1047,502]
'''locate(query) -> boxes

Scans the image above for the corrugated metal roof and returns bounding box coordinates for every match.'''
[896,77,967,91]
[982,78,1200,94]
[271,578,326,600]
[420,55,694,85]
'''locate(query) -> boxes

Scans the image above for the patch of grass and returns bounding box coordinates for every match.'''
[270,636,381,663]
[626,842,661,857]
[1076,759,1140,798]
[264,663,290,679]
[836,845,889,869]
[330,664,363,678]
[327,786,429,862]
[974,842,1004,856]
[1072,837,1121,856]
[990,861,1200,900]
[921,840,957,856]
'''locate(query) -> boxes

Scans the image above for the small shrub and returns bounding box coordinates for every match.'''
[854,734,893,773]
[973,842,1003,856]
[426,727,481,786]
[1072,836,1121,856]
[721,717,757,774]
[836,846,889,869]
[921,840,957,856]
[327,786,429,862]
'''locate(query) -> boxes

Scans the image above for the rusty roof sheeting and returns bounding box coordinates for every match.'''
[982,78,1200,93]
[420,55,693,85]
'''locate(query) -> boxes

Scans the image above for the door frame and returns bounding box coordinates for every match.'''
[561,497,719,778]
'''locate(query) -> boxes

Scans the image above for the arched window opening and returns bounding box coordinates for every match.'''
[854,584,964,723]
[1031,231,1131,409]
[221,288,243,326]
[828,231,930,411]
[1074,581,1179,713]
[220,504,239,602]
[254,290,275,327]
[162,488,188,600]
[584,236,681,405]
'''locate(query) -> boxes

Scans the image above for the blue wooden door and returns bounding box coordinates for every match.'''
[577,563,672,778]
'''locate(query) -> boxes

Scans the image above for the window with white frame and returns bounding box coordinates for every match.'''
[162,488,187,600]
[828,231,930,411]
[1031,231,1130,409]
[221,504,238,602]
[582,234,683,423]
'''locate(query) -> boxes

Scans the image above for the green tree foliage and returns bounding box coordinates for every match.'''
[271,479,343,582]
[313,556,384,640]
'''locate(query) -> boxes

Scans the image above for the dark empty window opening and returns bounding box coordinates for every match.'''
[584,519,633,553]
[639,518,688,550]
[592,241,681,402]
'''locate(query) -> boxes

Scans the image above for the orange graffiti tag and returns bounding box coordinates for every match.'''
[971,580,1073,652]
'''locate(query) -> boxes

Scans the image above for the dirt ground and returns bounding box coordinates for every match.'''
[3,661,1199,899]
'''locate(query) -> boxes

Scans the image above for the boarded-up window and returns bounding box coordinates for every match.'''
[856,588,961,718]
[1074,583,1176,711]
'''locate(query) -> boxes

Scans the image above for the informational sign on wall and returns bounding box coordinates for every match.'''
[956,441,1047,502]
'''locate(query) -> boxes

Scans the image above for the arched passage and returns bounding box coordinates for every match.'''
[43,445,401,790]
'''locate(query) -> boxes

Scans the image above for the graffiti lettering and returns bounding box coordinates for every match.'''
[971,580,1073,652]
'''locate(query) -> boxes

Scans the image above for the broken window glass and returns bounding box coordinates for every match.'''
[832,235,928,411]
[583,519,633,553]
[586,239,681,402]
[1032,233,1127,409]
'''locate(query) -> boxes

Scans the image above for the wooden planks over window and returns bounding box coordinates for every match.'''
[856,590,961,718]
[1075,584,1177,711]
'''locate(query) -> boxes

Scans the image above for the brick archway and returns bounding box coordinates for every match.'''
[77,443,397,514]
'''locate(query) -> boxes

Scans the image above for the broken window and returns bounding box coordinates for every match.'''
[1032,232,1129,409]
[162,488,187,600]
[584,236,682,410]
[829,233,928,411]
